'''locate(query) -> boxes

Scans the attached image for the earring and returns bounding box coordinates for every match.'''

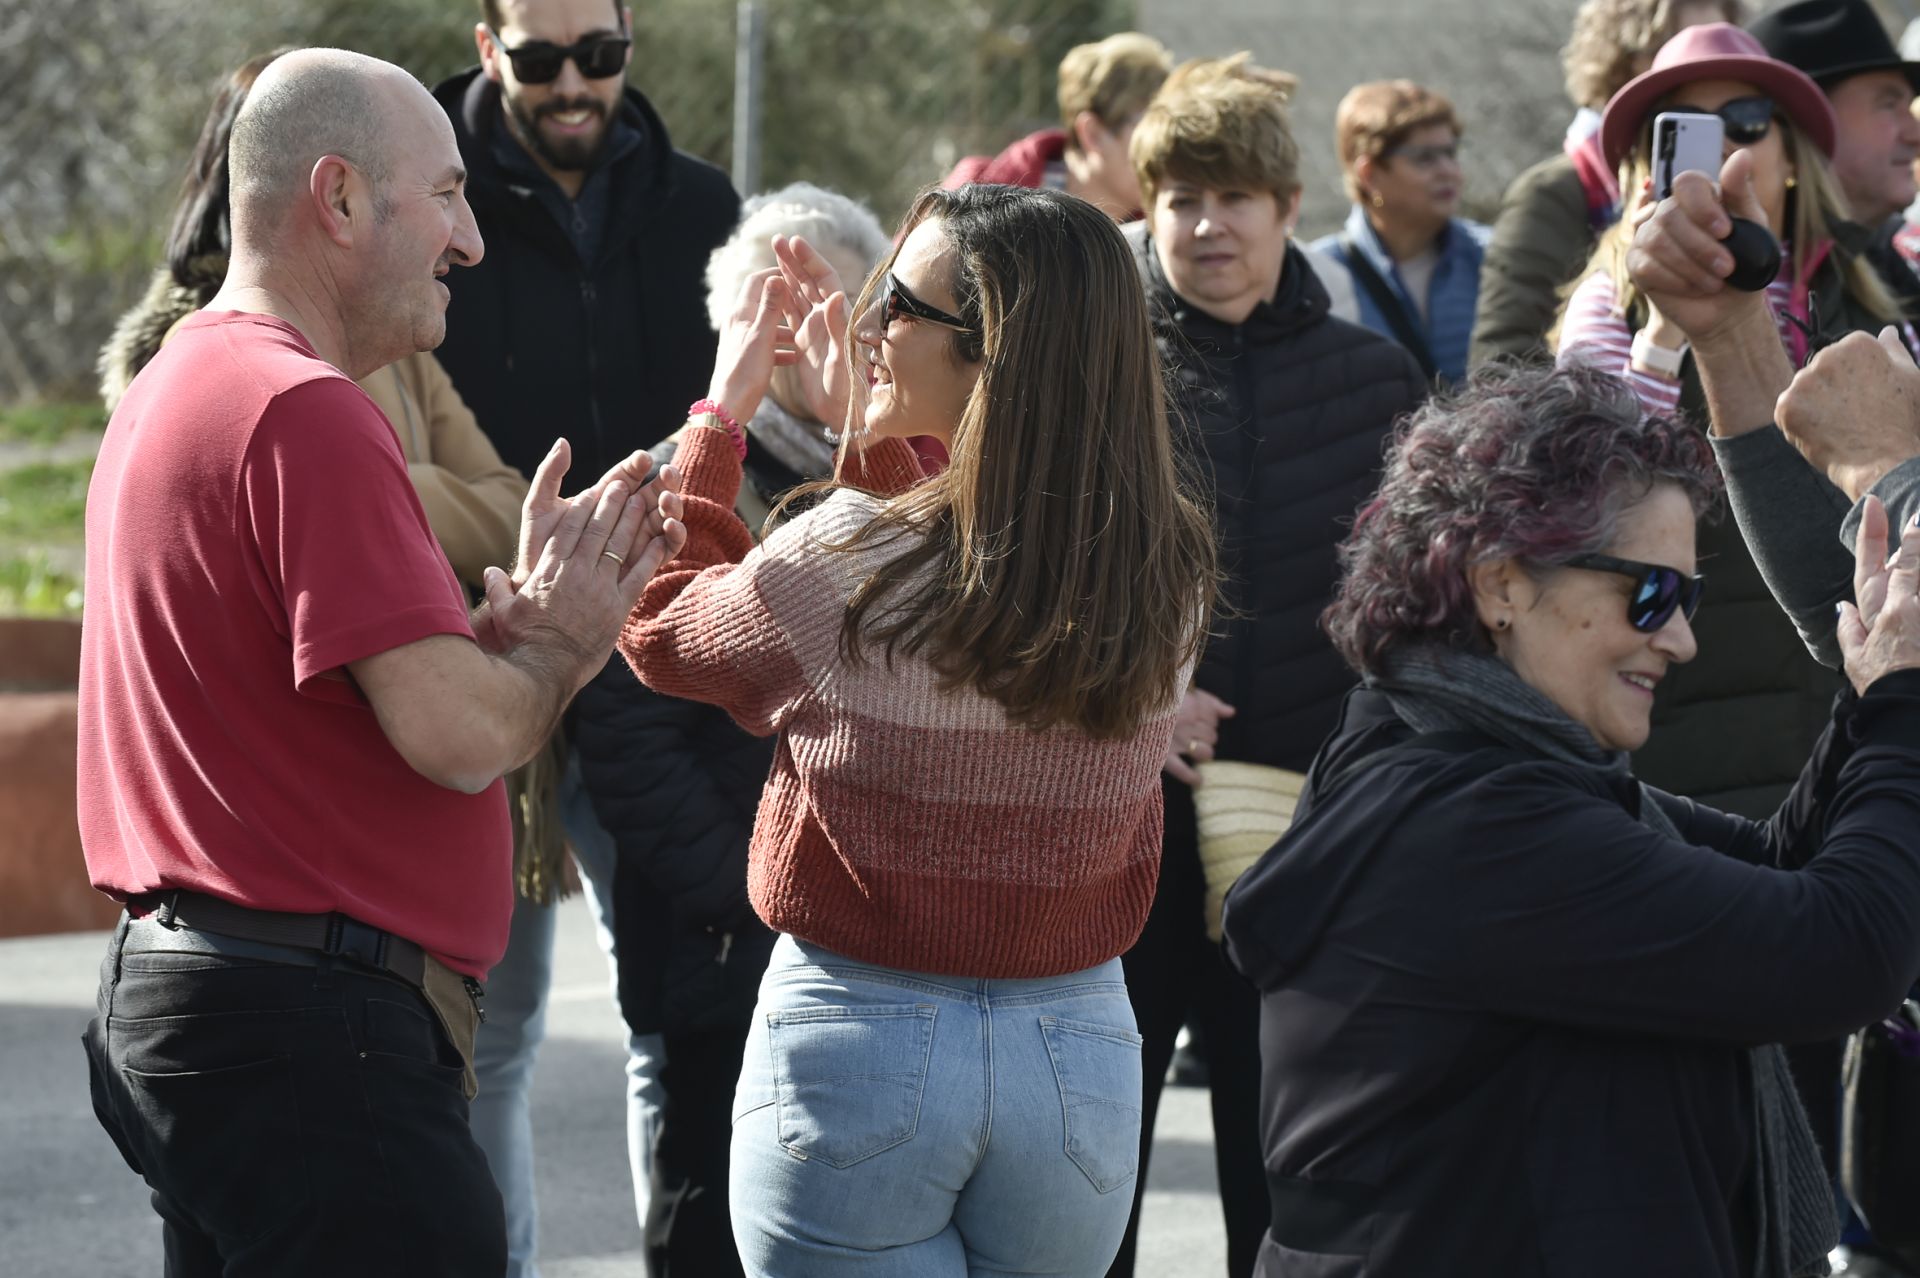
[1785,174,1797,190]
[1494,617,1510,631]
[1369,190,1384,209]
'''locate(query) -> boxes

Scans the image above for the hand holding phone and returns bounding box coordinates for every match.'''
[1651,110,1780,292]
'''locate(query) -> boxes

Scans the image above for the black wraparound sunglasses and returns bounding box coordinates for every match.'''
[1565,553,1705,633]
[1664,95,1776,145]
[487,26,630,83]
[881,272,976,335]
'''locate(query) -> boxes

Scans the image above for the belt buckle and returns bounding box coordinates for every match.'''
[323,914,391,972]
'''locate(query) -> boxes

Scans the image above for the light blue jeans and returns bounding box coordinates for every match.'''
[730,936,1143,1277]
[472,759,666,1278]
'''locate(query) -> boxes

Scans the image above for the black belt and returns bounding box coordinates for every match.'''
[127,889,428,990]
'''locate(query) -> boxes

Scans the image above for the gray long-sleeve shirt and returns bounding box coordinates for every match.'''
[1711,426,1920,669]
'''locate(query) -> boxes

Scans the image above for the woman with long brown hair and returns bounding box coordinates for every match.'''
[618,182,1217,1275]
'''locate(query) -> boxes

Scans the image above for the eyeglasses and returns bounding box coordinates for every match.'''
[1662,95,1776,145]
[881,272,976,335]
[1564,553,1705,633]
[1385,142,1460,169]
[487,26,630,84]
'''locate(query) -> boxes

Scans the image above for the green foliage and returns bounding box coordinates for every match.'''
[0,402,107,444]
[0,460,94,541]
[9,0,1138,405]
[0,551,84,618]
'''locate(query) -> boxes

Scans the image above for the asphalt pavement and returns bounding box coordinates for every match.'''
[0,894,1228,1276]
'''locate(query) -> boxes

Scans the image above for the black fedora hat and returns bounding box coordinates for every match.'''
[1749,0,1920,93]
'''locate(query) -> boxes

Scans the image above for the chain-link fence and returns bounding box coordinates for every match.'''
[0,0,1133,405]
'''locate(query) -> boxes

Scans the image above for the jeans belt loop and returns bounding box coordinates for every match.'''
[157,889,182,930]
[322,914,346,958]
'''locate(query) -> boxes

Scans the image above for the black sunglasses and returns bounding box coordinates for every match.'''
[1565,553,1705,633]
[881,272,976,335]
[487,26,630,84]
[1663,95,1776,145]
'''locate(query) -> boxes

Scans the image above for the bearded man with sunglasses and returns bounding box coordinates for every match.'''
[429,3,739,1275]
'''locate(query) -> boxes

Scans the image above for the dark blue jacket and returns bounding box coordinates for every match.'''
[1221,675,1920,1277]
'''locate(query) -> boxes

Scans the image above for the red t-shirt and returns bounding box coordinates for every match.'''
[78,312,512,977]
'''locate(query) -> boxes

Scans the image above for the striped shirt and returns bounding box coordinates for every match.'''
[1558,266,1919,417]
[620,427,1191,978]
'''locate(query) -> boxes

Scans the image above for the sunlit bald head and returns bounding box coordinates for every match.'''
[217,47,482,379]
[228,48,412,240]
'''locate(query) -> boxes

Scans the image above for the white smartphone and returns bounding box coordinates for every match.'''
[1652,111,1724,200]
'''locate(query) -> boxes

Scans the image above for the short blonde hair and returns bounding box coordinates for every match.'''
[1130,54,1302,209]
[1058,33,1174,150]
[1334,80,1460,204]
[1561,0,1748,110]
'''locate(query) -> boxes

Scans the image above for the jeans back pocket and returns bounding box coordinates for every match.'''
[120,1052,310,1243]
[1040,1014,1144,1193]
[767,1003,937,1168]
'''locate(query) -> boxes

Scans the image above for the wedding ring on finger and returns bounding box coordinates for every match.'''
[602,550,625,566]
[1188,739,1204,756]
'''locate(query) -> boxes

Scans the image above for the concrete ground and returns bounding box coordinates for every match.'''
[0,894,1228,1276]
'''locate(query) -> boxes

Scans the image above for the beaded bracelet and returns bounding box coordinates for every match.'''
[687,398,748,460]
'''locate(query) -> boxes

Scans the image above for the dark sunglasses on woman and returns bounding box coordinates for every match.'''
[1565,553,1706,633]
[487,26,630,83]
[1661,95,1775,145]
[881,272,976,335]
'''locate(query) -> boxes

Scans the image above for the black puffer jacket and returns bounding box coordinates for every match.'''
[570,437,812,1037]
[571,658,777,1038]
[430,68,739,486]
[1131,226,1428,770]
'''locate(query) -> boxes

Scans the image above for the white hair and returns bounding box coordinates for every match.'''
[705,182,891,333]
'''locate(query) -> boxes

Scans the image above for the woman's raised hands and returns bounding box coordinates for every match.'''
[771,233,863,434]
[706,267,800,431]
[1838,496,1920,694]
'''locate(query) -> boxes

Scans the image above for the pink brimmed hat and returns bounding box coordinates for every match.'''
[1599,22,1837,170]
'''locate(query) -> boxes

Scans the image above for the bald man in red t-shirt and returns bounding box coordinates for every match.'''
[77,48,686,1276]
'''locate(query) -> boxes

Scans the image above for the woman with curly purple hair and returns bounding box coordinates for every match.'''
[1220,362,1920,1278]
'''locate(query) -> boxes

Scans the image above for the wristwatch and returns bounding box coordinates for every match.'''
[1629,329,1689,380]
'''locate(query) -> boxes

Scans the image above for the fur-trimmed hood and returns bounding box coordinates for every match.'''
[97,256,224,413]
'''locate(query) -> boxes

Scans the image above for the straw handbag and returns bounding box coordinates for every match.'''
[1191,761,1306,941]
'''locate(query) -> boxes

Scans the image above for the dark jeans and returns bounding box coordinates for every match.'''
[647,1022,751,1278]
[83,915,506,1277]
[1108,780,1269,1278]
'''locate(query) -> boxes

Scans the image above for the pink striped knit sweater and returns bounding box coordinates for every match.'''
[622,426,1181,978]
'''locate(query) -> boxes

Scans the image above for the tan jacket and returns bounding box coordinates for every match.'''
[99,266,526,590]
[355,354,525,587]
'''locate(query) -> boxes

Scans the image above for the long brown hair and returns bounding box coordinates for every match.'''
[828,185,1217,739]
[165,50,288,300]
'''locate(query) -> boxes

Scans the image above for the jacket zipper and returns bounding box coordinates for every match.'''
[1228,324,1260,761]
[580,276,603,465]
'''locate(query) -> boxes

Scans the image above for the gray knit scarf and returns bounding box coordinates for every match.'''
[1372,645,1837,1278]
